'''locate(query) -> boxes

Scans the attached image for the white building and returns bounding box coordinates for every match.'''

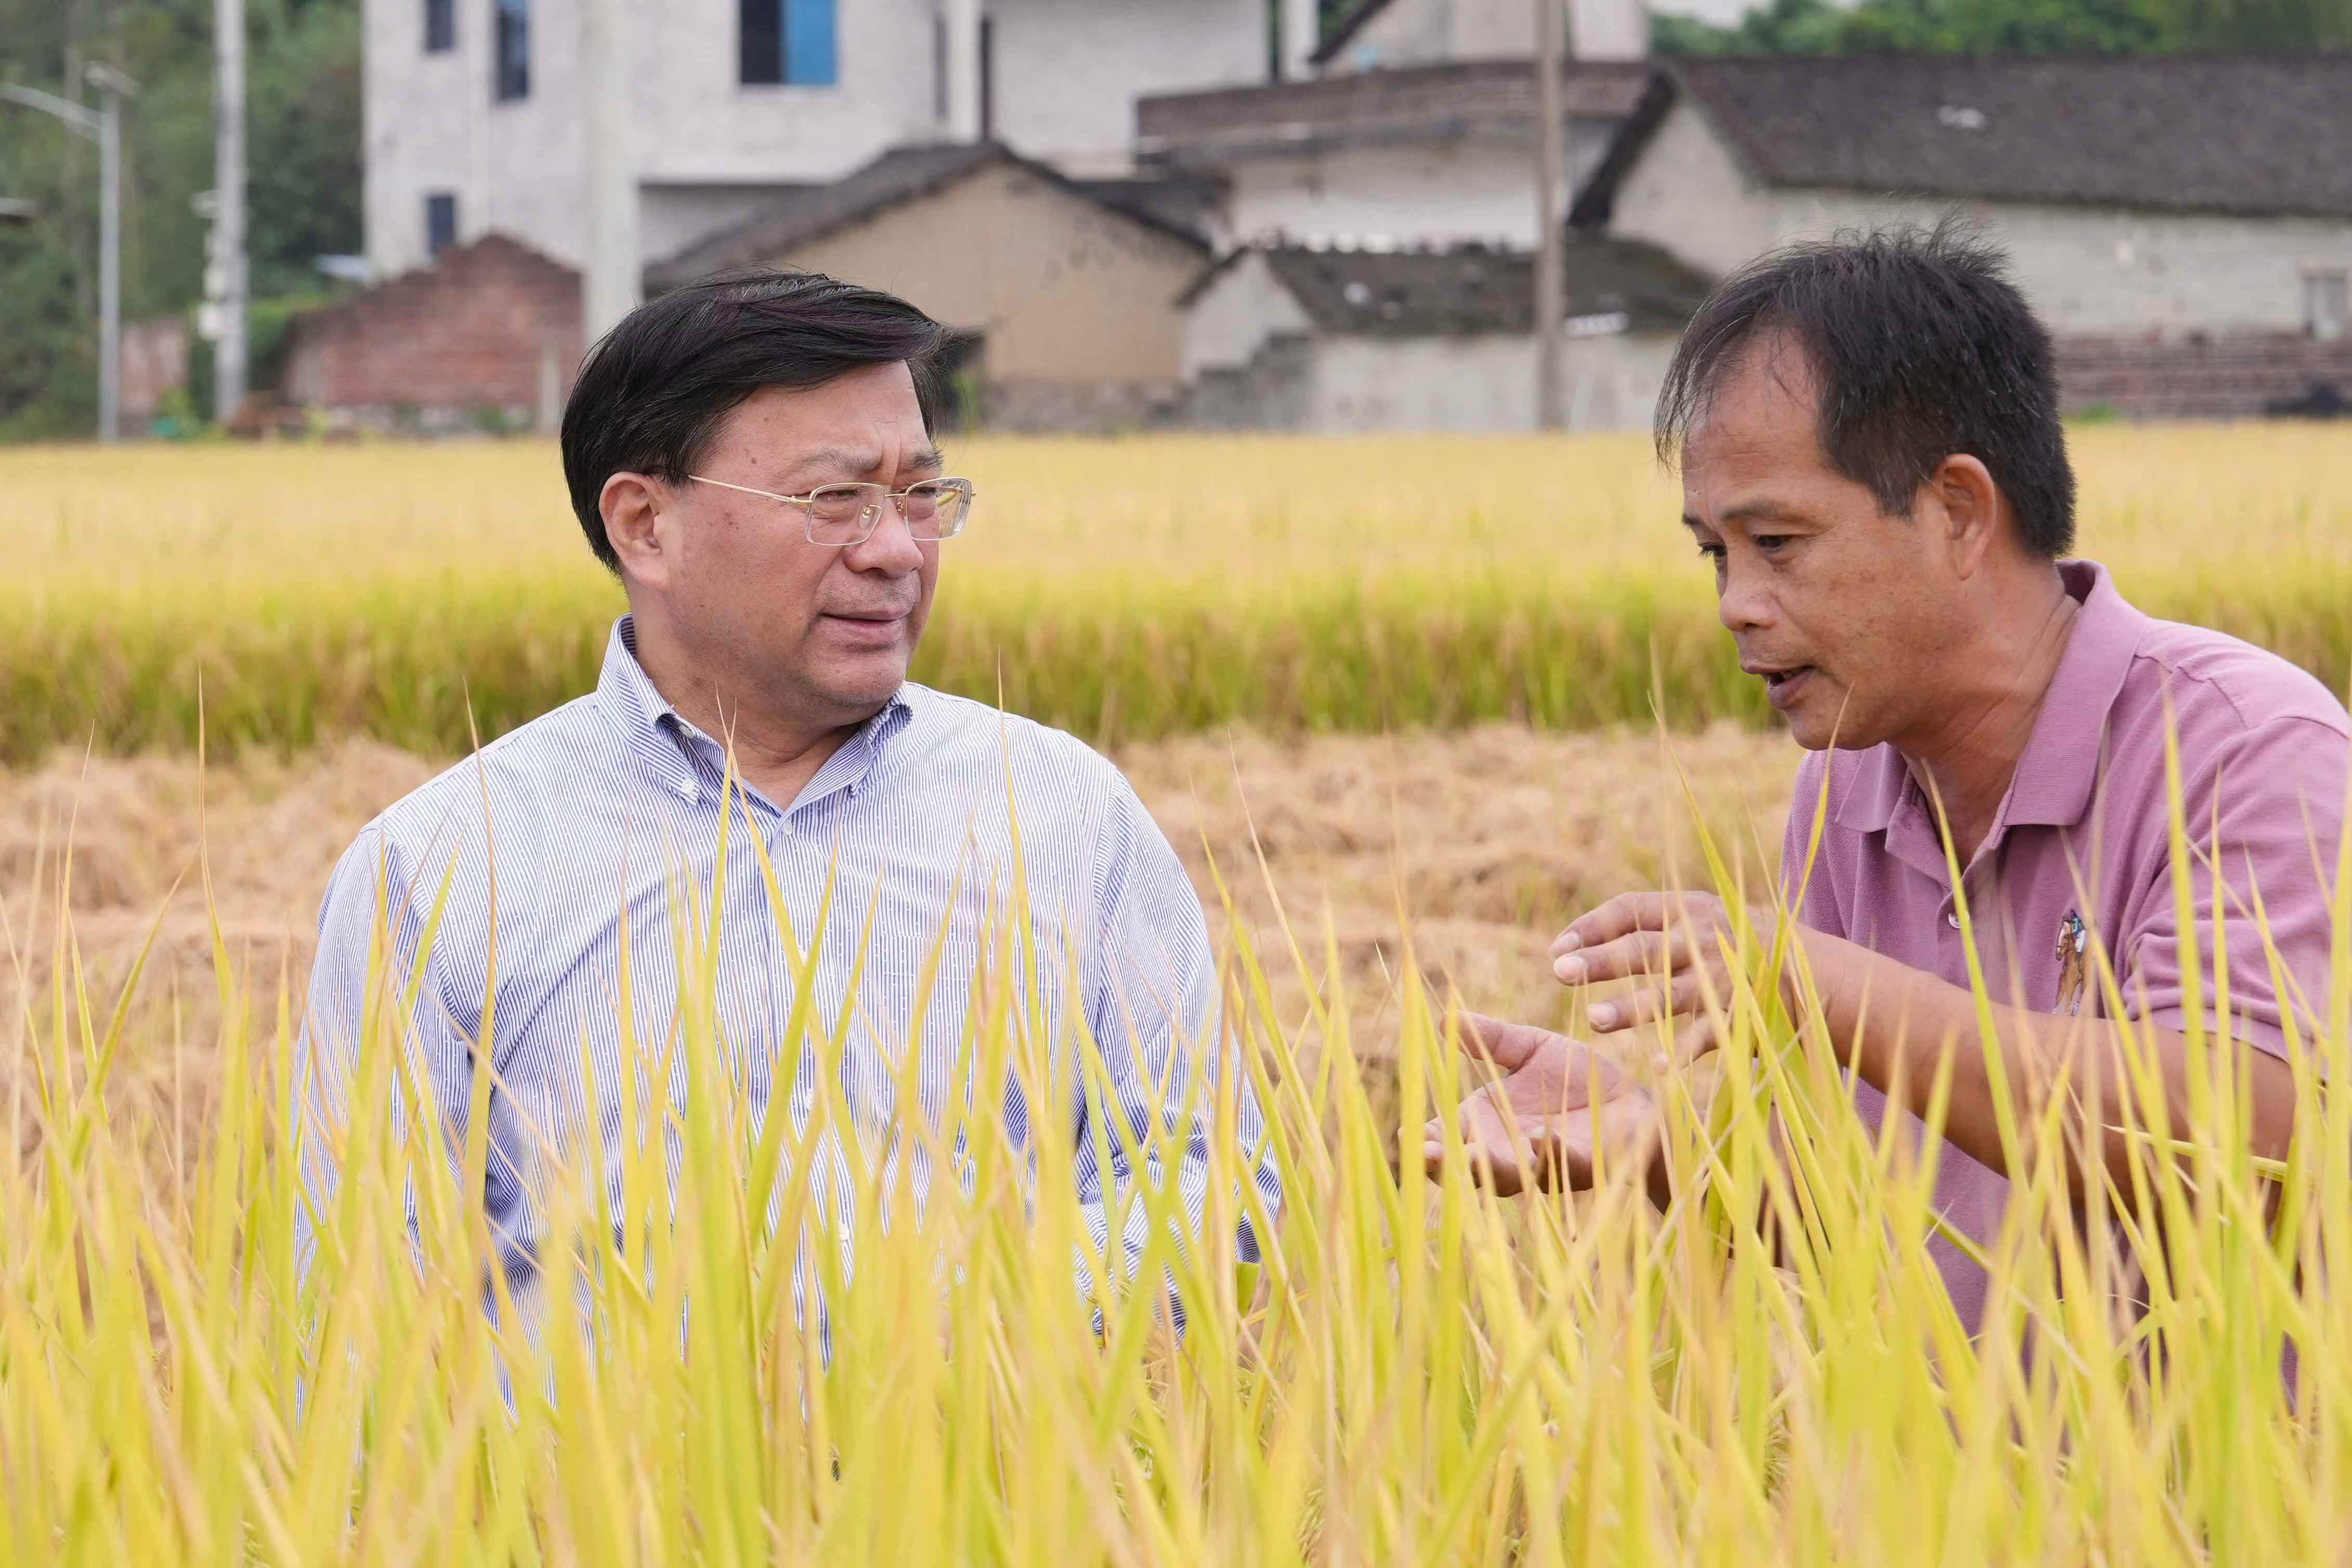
[361,0,1269,280]
[1590,55,2352,416]
[1137,60,1663,253]
[1312,0,1650,71]
[1181,236,1711,432]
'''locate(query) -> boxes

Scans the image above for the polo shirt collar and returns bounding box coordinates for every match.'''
[1832,559,2146,841]
[596,616,917,805]
[2000,559,2147,829]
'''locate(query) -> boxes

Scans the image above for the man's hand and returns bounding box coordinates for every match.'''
[1420,1012,1663,1199]
[1554,892,1777,1063]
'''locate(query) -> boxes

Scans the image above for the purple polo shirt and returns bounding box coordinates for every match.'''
[1782,559,2349,1329]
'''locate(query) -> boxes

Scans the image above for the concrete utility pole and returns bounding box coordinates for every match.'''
[583,0,641,339]
[1282,0,1320,80]
[3,69,135,441]
[214,0,249,424]
[90,65,134,441]
[1533,0,1567,432]
[943,0,983,141]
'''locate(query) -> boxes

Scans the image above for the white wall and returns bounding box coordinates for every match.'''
[1644,0,1854,28]
[1306,329,1672,431]
[633,0,950,186]
[1182,251,1316,380]
[370,0,949,277]
[1329,0,1648,69]
[367,0,589,277]
[1225,125,1619,249]
[1183,269,1677,430]
[365,0,1268,277]
[638,184,805,260]
[988,0,1270,177]
[1609,101,2352,338]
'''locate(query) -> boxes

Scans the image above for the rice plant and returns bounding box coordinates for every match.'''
[6,425,2348,761]
[6,727,2350,1564]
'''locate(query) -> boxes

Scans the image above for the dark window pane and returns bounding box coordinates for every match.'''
[740,0,782,84]
[426,192,458,256]
[978,16,994,137]
[783,0,838,86]
[425,0,455,53]
[933,16,947,120]
[495,0,530,101]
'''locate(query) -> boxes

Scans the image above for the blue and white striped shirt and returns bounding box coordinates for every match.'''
[297,617,1277,1315]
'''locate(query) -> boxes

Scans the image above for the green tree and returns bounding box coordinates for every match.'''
[0,0,359,438]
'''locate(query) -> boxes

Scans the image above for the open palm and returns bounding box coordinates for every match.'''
[1422,1012,1662,1198]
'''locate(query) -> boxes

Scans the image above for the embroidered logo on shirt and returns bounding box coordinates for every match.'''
[2054,909,2089,1017]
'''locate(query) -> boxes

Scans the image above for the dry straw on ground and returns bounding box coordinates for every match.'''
[0,724,1796,1137]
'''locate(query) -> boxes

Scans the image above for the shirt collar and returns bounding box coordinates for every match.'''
[2000,559,2147,829]
[597,615,918,806]
[1834,559,2146,838]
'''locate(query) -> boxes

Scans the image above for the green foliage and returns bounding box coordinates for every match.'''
[1653,0,2352,54]
[0,0,360,435]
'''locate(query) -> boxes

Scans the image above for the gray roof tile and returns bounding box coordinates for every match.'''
[1663,54,2352,220]
[1188,235,1715,337]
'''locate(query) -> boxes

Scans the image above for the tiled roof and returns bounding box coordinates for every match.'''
[1651,54,2352,220]
[1137,60,1658,167]
[1185,234,1715,337]
[646,142,1210,292]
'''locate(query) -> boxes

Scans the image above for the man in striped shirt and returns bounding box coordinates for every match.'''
[295,270,1278,1324]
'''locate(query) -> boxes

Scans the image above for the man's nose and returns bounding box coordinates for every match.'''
[842,501,925,573]
[1717,558,1773,634]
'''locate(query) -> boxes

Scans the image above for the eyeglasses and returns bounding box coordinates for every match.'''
[688,474,977,545]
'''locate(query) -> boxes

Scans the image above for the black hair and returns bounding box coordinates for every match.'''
[559,268,948,572]
[1655,221,2077,558]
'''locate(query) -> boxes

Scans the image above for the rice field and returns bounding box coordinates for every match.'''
[11,759,2352,1564]
[7,424,2350,761]
[8,424,2352,1562]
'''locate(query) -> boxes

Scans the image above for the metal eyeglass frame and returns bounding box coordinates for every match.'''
[687,473,977,545]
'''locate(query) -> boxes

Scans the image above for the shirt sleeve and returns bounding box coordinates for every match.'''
[1073,774,1281,1330]
[2121,714,2349,1059]
[292,826,493,1287]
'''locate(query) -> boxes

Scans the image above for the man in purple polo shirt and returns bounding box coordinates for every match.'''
[1427,226,2349,1327]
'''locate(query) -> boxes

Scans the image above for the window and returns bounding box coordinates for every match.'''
[2306,268,2349,344]
[740,0,837,86]
[425,192,458,257]
[424,0,455,53]
[741,0,782,84]
[978,16,994,137]
[933,15,947,120]
[494,0,529,101]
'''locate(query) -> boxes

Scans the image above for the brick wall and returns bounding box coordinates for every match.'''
[2057,333,2352,420]
[120,316,190,420]
[281,236,582,428]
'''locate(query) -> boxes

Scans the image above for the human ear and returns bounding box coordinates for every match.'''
[602,473,671,588]
[1930,454,2003,579]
